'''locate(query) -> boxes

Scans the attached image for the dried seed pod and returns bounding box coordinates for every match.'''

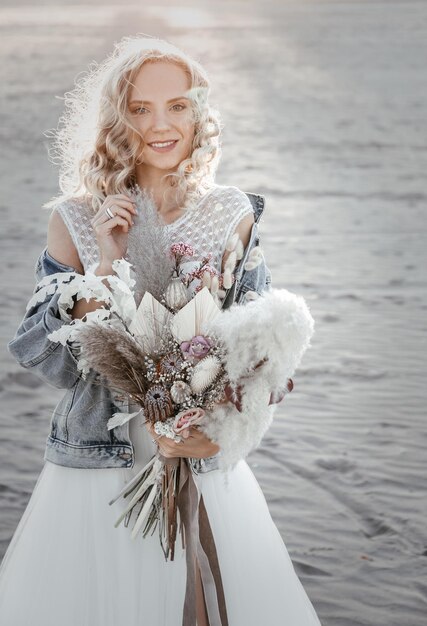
[144,384,173,423]
[159,352,184,376]
[170,380,192,403]
[164,277,188,311]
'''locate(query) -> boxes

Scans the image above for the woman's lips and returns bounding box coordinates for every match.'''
[148,140,178,153]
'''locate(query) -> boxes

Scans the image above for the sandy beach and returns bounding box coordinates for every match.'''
[1,1,426,624]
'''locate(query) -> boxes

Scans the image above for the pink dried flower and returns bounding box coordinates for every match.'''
[173,408,206,439]
[187,265,219,282]
[180,335,213,360]
[169,242,195,259]
[201,265,218,277]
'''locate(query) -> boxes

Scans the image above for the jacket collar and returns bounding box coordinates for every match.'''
[244,192,265,223]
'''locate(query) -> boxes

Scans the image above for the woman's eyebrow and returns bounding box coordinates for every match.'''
[129,96,189,105]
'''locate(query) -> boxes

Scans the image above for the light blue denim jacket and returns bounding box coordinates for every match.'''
[7,191,271,471]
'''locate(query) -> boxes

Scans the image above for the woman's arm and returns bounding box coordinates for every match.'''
[7,251,82,390]
[47,209,84,274]
[221,212,254,273]
[7,209,109,389]
[47,210,114,320]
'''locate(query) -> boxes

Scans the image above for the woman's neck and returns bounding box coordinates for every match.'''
[135,166,178,215]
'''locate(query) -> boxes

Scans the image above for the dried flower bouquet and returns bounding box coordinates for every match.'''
[29,238,314,561]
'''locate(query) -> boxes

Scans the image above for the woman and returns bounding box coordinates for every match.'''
[0,35,321,625]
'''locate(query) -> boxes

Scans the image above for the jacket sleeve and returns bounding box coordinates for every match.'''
[7,248,82,390]
[235,253,272,304]
[223,220,272,308]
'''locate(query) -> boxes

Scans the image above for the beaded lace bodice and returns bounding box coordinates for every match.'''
[56,183,254,300]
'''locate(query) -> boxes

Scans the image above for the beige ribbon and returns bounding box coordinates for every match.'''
[160,455,229,626]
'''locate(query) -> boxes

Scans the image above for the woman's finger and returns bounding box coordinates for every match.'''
[104,194,136,209]
[92,203,135,227]
[109,194,137,204]
[100,205,135,227]
[91,196,137,223]
[93,214,131,234]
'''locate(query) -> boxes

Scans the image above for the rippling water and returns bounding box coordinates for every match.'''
[1,1,426,624]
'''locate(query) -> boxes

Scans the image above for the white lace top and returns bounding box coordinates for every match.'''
[55,184,254,287]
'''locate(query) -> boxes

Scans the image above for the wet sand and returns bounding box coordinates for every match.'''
[0,1,426,624]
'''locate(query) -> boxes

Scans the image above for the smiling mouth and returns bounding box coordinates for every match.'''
[148,140,179,152]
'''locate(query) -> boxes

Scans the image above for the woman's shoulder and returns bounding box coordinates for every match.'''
[208,184,254,215]
[48,195,97,272]
[52,194,93,218]
[51,195,95,239]
[210,183,251,201]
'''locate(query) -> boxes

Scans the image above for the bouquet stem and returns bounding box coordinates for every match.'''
[109,452,229,625]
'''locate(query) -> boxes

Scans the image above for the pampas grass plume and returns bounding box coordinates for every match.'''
[77,324,149,400]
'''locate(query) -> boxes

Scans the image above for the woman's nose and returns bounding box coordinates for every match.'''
[151,111,172,131]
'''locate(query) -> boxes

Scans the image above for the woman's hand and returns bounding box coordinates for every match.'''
[90,193,137,267]
[223,378,293,412]
[145,421,220,459]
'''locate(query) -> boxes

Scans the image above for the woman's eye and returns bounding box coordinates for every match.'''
[133,104,186,114]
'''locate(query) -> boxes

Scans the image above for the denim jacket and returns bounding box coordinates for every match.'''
[7,191,271,471]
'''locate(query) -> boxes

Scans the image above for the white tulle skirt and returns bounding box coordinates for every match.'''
[0,418,321,625]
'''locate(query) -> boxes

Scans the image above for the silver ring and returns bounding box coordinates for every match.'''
[105,206,115,220]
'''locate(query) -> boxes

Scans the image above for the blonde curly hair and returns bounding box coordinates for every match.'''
[43,34,223,214]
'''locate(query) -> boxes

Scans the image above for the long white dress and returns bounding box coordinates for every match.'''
[0,184,321,625]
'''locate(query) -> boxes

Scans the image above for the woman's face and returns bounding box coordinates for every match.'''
[128,61,195,171]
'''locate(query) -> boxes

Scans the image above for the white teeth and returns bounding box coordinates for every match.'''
[150,141,176,148]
